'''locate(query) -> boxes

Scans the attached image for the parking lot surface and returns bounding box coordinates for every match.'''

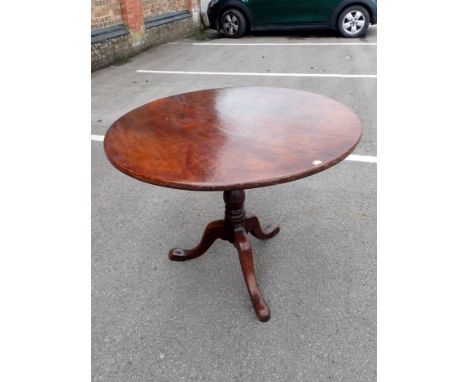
[92,26,377,381]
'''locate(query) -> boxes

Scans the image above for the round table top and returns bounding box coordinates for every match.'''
[104,87,361,191]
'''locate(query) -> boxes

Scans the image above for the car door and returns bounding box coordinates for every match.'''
[248,0,321,27]
[313,0,341,23]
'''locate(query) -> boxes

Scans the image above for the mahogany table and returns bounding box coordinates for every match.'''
[104,87,361,322]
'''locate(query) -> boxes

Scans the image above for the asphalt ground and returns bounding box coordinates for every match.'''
[92,26,377,381]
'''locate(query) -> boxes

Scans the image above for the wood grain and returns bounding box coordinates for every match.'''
[104,87,361,191]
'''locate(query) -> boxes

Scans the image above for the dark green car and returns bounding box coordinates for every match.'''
[207,0,377,38]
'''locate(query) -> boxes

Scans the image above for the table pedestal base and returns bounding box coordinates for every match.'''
[168,190,279,322]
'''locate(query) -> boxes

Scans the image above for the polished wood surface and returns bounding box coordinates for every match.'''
[104,87,361,191]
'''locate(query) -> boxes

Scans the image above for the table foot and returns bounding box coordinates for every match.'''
[246,214,280,240]
[169,190,277,322]
[234,227,271,322]
[168,220,226,261]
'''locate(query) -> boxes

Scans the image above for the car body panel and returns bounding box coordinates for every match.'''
[207,0,377,31]
[247,0,321,25]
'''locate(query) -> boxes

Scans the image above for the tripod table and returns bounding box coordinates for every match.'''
[104,87,362,322]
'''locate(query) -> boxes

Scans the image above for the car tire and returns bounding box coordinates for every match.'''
[220,9,247,38]
[337,5,370,38]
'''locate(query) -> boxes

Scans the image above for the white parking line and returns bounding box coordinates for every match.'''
[91,134,104,141]
[169,42,377,46]
[91,135,376,163]
[136,70,376,79]
[346,154,377,163]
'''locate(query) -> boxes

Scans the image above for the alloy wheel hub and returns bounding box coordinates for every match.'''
[224,14,239,35]
[343,11,364,34]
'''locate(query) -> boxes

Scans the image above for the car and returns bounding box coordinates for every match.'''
[207,0,377,38]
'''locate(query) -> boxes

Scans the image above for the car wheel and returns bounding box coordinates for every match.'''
[338,5,370,38]
[220,9,247,38]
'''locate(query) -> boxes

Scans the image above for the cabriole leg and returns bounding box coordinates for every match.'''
[168,220,226,261]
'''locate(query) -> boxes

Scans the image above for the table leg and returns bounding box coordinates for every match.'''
[168,189,278,322]
[168,220,226,261]
[233,226,271,322]
[245,214,280,240]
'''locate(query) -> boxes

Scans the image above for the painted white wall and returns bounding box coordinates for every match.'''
[200,0,210,13]
[199,0,211,26]
[191,0,203,26]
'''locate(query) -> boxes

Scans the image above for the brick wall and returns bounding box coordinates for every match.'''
[91,0,201,71]
[91,0,123,30]
[143,0,189,18]
[92,16,195,70]
[120,0,145,32]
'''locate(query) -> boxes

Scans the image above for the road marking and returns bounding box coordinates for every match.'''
[91,135,376,163]
[91,134,104,141]
[136,70,376,79]
[169,42,377,46]
[346,154,377,163]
